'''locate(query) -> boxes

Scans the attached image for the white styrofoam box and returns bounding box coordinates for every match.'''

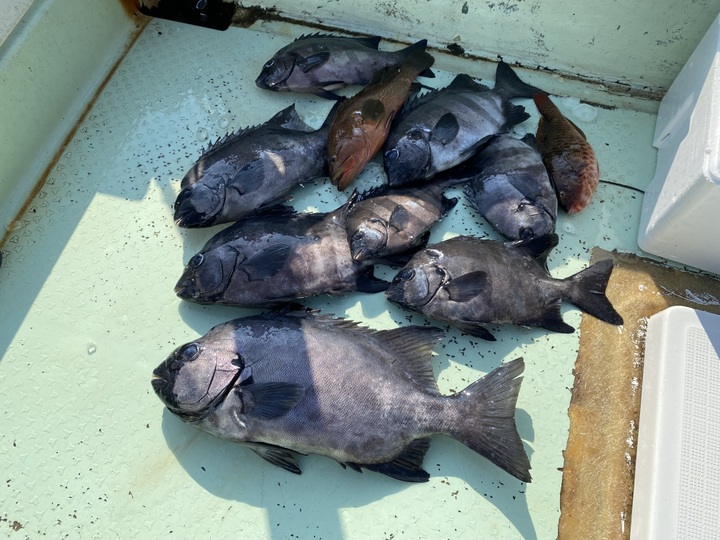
[638,14,720,276]
[630,306,720,540]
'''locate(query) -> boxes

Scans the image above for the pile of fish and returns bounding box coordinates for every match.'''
[152,33,623,485]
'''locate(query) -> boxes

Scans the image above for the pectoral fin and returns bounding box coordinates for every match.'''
[444,271,488,302]
[238,244,291,281]
[431,113,460,145]
[229,160,265,195]
[388,205,410,231]
[235,382,305,419]
[298,51,331,72]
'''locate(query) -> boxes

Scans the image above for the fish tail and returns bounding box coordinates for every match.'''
[400,41,435,78]
[564,258,623,325]
[397,39,435,78]
[449,358,531,482]
[494,60,545,100]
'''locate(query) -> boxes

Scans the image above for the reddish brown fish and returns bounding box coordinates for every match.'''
[327,41,435,190]
[533,92,599,214]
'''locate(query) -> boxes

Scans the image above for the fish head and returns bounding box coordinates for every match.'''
[174,161,234,228]
[175,247,238,303]
[348,218,388,261]
[328,132,370,190]
[509,200,557,240]
[385,253,445,308]
[384,129,431,186]
[151,336,246,423]
[256,53,296,91]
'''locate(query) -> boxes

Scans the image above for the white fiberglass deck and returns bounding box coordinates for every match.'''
[0,16,657,539]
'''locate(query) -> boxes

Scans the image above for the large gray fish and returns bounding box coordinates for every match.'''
[174,204,389,307]
[385,234,623,341]
[450,133,558,240]
[174,104,334,228]
[345,180,459,262]
[383,62,543,187]
[256,34,434,100]
[151,308,531,482]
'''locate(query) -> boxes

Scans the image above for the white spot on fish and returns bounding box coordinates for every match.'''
[266,151,286,175]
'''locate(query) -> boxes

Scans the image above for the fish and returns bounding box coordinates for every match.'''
[174,204,389,307]
[327,45,435,190]
[450,133,558,240]
[385,234,623,341]
[256,34,434,100]
[173,104,335,228]
[383,62,544,187]
[151,307,532,483]
[345,179,459,262]
[533,92,599,214]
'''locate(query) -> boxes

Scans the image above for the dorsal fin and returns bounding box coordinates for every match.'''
[294,33,381,50]
[199,105,311,157]
[375,326,444,394]
[355,184,391,203]
[447,73,491,93]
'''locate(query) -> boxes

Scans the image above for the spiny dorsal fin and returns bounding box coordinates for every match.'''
[294,33,382,50]
[199,105,310,156]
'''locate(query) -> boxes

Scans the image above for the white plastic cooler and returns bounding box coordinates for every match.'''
[638,14,720,276]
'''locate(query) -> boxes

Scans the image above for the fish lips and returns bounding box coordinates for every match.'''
[330,153,364,191]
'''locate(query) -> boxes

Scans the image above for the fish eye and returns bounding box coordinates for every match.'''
[517,203,525,212]
[400,269,415,281]
[179,343,200,362]
[385,148,399,161]
[352,231,364,241]
[196,0,207,9]
[519,227,534,240]
[264,59,275,69]
[189,254,204,268]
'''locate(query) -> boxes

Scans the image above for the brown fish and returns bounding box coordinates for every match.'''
[533,92,599,214]
[327,41,435,190]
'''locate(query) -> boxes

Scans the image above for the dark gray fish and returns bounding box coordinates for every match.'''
[452,133,558,240]
[345,180,459,262]
[151,308,531,482]
[174,204,388,307]
[256,34,434,100]
[383,61,543,187]
[385,234,623,341]
[174,104,333,228]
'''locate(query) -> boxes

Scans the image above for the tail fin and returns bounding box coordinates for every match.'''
[493,60,545,101]
[449,358,531,482]
[400,40,435,78]
[564,258,623,325]
[397,39,436,78]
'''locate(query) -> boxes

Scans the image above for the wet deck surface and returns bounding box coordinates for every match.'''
[0,17,660,538]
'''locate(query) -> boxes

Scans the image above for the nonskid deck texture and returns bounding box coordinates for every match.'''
[0,18,657,538]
